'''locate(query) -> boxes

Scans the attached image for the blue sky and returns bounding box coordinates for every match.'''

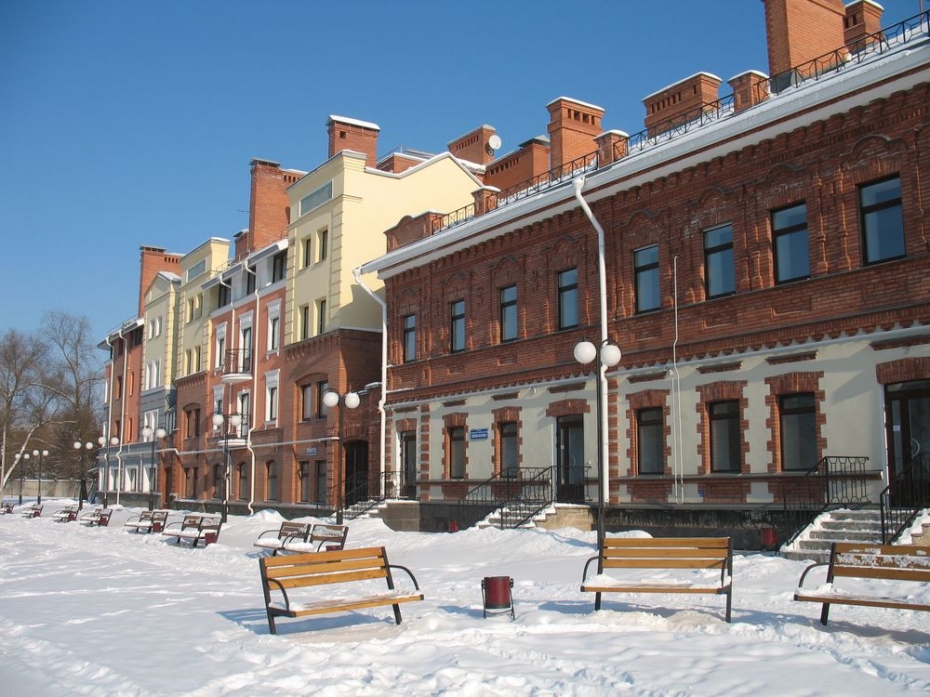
[1,0,923,340]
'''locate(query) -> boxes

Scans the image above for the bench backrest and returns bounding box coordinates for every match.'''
[137,511,154,522]
[829,542,930,583]
[260,546,393,594]
[277,522,312,541]
[199,517,222,532]
[600,537,733,571]
[310,524,349,549]
[152,510,170,523]
[180,514,203,530]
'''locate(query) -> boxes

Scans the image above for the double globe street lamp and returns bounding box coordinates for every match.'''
[98,435,120,508]
[573,338,622,553]
[72,440,96,511]
[141,426,167,511]
[212,413,242,523]
[32,449,48,506]
[322,389,360,525]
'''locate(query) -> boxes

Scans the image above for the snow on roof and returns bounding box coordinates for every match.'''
[328,114,380,131]
[643,72,724,101]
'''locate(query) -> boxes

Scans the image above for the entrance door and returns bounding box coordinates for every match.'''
[401,431,417,499]
[344,441,369,506]
[886,381,930,507]
[556,416,586,502]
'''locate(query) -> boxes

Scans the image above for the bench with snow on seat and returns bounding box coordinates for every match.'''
[258,546,424,635]
[21,504,43,519]
[124,509,170,534]
[253,521,313,555]
[794,542,930,626]
[580,536,734,622]
[79,507,112,526]
[52,505,80,522]
[2,500,16,514]
[280,523,348,554]
[162,514,222,546]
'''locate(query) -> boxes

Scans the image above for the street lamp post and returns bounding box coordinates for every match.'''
[73,441,95,511]
[98,435,119,508]
[141,426,167,511]
[574,338,622,555]
[32,449,48,506]
[212,413,242,523]
[19,453,29,505]
[322,390,360,525]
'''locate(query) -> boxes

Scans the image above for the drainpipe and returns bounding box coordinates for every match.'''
[103,335,116,505]
[353,267,388,493]
[245,265,258,515]
[116,324,130,506]
[572,176,611,517]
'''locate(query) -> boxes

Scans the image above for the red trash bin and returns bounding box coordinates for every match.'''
[482,576,515,620]
[761,527,778,551]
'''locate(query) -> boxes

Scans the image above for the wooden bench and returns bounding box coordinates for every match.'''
[1,500,15,514]
[580,537,734,622]
[281,523,349,554]
[124,510,170,534]
[794,542,930,626]
[162,514,222,547]
[253,521,313,555]
[79,507,112,527]
[21,504,43,519]
[259,546,424,635]
[52,505,80,522]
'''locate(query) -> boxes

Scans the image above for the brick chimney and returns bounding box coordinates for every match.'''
[484,136,551,192]
[328,115,380,168]
[643,72,722,136]
[763,0,847,79]
[448,125,499,166]
[844,0,883,48]
[138,246,181,315]
[246,158,295,258]
[546,97,604,170]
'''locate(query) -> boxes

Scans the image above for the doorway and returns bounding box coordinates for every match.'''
[556,415,586,503]
[343,440,369,506]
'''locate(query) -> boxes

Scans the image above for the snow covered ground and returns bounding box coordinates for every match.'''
[1,499,928,696]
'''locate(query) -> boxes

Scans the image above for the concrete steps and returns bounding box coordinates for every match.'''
[782,508,883,562]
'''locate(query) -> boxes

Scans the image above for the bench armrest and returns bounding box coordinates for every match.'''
[797,561,829,589]
[162,521,183,532]
[581,555,600,582]
[256,529,281,540]
[388,564,422,591]
[266,577,293,611]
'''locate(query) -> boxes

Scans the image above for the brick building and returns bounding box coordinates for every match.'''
[359,0,930,535]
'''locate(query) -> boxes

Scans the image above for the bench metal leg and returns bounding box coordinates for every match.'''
[820,603,831,626]
[594,592,602,611]
[725,590,732,623]
[392,604,403,625]
[267,612,277,635]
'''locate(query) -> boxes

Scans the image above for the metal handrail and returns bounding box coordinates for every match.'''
[222,348,252,375]
[459,467,552,529]
[879,454,930,543]
[781,455,871,545]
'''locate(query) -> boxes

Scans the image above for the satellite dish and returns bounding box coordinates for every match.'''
[488,134,502,151]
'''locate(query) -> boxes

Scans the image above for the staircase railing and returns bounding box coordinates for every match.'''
[460,467,552,529]
[781,455,871,545]
[879,454,930,543]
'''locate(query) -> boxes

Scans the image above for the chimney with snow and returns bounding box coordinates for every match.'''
[448,125,499,166]
[643,72,722,136]
[246,158,299,257]
[546,97,604,170]
[328,115,380,168]
[844,0,884,48]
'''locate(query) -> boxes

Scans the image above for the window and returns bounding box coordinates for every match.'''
[500,285,517,342]
[558,268,578,330]
[266,461,279,501]
[212,464,222,500]
[185,468,195,498]
[315,461,327,505]
[772,203,809,283]
[317,228,328,262]
[238,392,251,434]
[317,380,329,417]
[215,331,226,371]
[637,407,664,474]
[267,313,280,352]
[237,463,248,500]
[245,269,256,294]
[704,224,735,298]
[303,237,313,268]
[500,421,518,477]
[185,407,200,438]
[450,300,465,353]
[266,385,278,422]
[299,181,333,217]
[218,283,230,307]
[301,384,314,420]
[448,427,466,479]
[634,245,660,313]
[317,298,327,335]
[271,251,286,283]
[709,401,741,472]
[293,304,306,341]
[403,314,416,362]
[780,393,817,471]
[299,461,311,502]
[860,176,904,264]
[186,259,206,282]
[241,326,253,370]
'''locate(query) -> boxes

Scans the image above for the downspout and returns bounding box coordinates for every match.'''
[353,267,388,491]
[104,335,115,501]
[245,264,258,515]
[116,326,130,505]
[572,176,611,512]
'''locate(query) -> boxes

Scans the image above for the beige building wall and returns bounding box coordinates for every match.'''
[176,238,230,377]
